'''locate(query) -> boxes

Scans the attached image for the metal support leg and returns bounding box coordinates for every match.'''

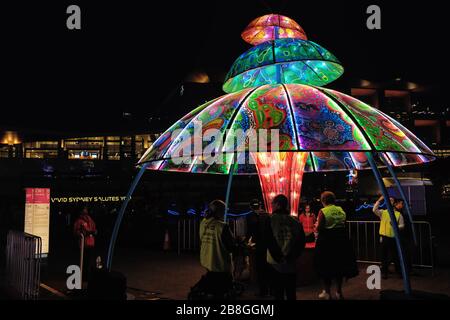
[224,154,237,223]
[380,154,417,245]
[106,162,149,271]
[366,152,411,295]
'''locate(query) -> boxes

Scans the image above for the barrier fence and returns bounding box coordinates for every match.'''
[5,230,42,300]
[347,220,434,274]
[176,217,246,254]
[176,217,434,274]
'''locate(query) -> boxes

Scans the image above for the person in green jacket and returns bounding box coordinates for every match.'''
[315,191,358,300]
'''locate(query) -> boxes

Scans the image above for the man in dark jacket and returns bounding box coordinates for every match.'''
[246,199,271,296]
[266,194,305,300]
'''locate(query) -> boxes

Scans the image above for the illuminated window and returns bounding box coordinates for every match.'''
[106,136,120,160]
[23,141,59,159]
[0,145,9,158]
[65,137,103,160]
[135,134,151,158]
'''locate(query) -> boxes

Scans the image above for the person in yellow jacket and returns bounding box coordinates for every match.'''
[198,200,237,298]
[314,191,358,300]
[373,195,405,279]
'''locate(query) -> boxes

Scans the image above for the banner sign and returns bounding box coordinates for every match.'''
[24,188,50,255]
[51,196,126,203]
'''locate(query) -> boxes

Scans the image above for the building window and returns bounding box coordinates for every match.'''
[106,136,121,160]
[0,145,10,158]
[24,141,59,159]
[65,137,103,160]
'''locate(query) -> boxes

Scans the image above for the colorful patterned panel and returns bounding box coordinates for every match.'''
[388,117,434,155]
[164,88,253,161]
[386,152,428,167]
[311,151,354,171]
[349,152,369,169]
[223,84,298,153]
[190,153,234,174]
[308,41,340,62]
[285,84,371,151]
[223,39,343,93]
[324,89,424,154]
[223,64,279,93]
[158,157,193,173]
[225,39,341,80]
[225,42,274,81]
[242,14,307,46]
[138,98,220,163]
[274,39,332,63]
[303,61,344,85]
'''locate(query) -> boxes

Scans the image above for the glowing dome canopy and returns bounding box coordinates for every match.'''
[223,38,344,93]
[241,14,307,45]
[139,84,435,174]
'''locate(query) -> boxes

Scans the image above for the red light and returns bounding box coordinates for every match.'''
[252,152,307,216]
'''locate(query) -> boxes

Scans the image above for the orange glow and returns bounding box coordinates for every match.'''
[185,71,210,83]
[252,152,308,216]
[1,131,21,145]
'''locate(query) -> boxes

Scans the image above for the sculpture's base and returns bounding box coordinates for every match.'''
[252,152,307,215]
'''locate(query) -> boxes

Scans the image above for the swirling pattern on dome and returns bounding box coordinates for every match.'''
[139,83,434,174]
[223,39,343,93]
[241,14,307,45]
[140,13,435,175]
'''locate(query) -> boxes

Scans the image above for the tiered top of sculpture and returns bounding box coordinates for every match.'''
[223,14,344,93]
[138,14,435,174]
[241,14,308,45]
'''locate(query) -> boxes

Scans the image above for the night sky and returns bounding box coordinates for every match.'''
[2,0,448,135]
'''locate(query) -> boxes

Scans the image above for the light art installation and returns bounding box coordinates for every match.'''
[223,38,344,92]
[138,14,434,217]
[108,14,435,293]
[241,14,307,46]
[251,152,308,214]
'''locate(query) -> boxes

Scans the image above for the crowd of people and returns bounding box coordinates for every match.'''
[196,191,410,300]
[70,191,409,300]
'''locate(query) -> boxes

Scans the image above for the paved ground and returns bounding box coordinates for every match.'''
[111,249,450,300]
[27,247,450,300]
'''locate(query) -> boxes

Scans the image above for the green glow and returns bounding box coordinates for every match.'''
[223,39,343,93]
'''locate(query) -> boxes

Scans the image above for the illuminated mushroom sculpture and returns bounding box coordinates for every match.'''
[107,14,435,294]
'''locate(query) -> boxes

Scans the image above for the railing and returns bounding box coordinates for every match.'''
[175,218,434,275]
[177,218,200,254]
[347,220,434,274]
[5,230,42,300]
[79,233,85,283]
[177,217,247,254]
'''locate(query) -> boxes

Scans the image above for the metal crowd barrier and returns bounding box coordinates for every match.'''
[347,220,434,275]
[5,230,42,300]
[176,217,434,275]
[177,218,200,255]
[177,217,247,254]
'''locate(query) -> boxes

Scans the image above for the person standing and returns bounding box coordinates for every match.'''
[315,191,358,300]
[266,194,305,300]
[246,199,271,297]
[199,200,237,298]
[73,206,97,280]
[373,196,405,278]
[298,203,317,243]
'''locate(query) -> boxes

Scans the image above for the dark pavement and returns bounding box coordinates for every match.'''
[36,248,450,300]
